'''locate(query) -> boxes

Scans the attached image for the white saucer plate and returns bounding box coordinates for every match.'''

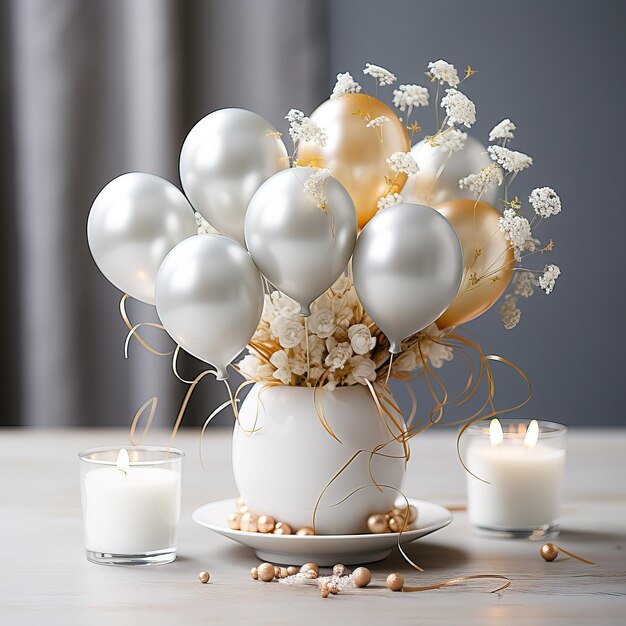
[192,498,452,565]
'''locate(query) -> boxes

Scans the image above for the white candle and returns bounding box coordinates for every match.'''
[467,419,566,531]
[81,448,181,556]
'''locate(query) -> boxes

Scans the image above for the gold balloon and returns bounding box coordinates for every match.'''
[435,199,514,329]
[297,93,410,229]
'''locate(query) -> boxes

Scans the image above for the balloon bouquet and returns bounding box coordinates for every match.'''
[87,59,561,404]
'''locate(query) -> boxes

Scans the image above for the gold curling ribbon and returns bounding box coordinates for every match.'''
[403,574,511,594]
[554,546,595,565]
[120,294,173,356]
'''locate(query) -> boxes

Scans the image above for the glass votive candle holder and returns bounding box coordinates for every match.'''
[465,419,566,539]
[79,446,183,565]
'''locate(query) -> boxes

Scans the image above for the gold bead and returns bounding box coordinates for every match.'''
[235,496,245,509]
[198,570,210,584]
[250,567,258,580]
[367,513,390,534]
[388,514,409,533]
[279,567,289,578]
[257,562,275,582]
[273,522,292,535]
[333,563,347,576]
[300,562,319,575]
[239,512,259,532]
[329,584,339,594]
[352,567,371,587]
[304,568,318,579]
[227,512,242,530]
[238,504,250,514]
[386,572,404,591]
[319,584,330,598]
[257,514,276,534]
[388,507,403,517]
[274,565,281,579]
[540,543,559,562]
[287,566,299,576]
[295,527,315,536]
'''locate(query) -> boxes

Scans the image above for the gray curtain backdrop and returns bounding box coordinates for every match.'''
[2,0,624,427]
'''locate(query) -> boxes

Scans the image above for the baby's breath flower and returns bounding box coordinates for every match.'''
[303,168,332,210]
[500,295,521,330]
[512,271,536,298]
[194,211,215,235]
[440,89,476,128]
[538,264,561,294]
[386,151,419,177]
[459,166,504,195]
[377,193,403,211]
[498,208,533,260]
[427,59,459,87]
[488,145,533,173]
[285,109,327,147]
[366,115,390,128]
[363,63,397,86]
[489,119,516,143]
[331,72,362,99]
[392,84,429,111]
[437,128,467,153]
[529,187,561,218]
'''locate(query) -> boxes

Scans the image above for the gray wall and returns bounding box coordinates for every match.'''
[328,0,625,425]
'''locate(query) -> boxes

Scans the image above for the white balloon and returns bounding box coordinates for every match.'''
[403,135,497,207]
[352,203,463,353]
[155,235,264,380]
[87,172,197,305]
[179,108,289,246]
[245,167,357,316]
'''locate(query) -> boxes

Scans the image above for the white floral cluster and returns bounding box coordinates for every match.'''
[434,127,467,154]
[427,59,460,87]
[512,271,536,298]
[459,165,504,194]
[331,72,362,99]
[440,89,476,128]
[488,145,533,173]
[366,115,390,128]
[386,151,419,176]
[489,118,516,143]
[500,295,521,330]
[377,193,403,211]
[392,84,429,111]
[194,212,216,235]
[538,264,561,294]
[363,63,397,86]
[285,109,327,147]
[391,324,454,372]
[498,208,534,261]
[529,187,561,218]
[303,168,333,210]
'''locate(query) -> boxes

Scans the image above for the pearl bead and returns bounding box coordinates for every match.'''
[273,521,292,535]
[257,514,276,534]
[274,565,281,579]
[250,567,258,580]
[333,564,347,576]
[227,512,241,530]
[319,584,330,598]
[541,543,559,562]
[239,512,259,532]
[300,562,319,575]
[367,513,390,534]
[352,567,371,587]
[407,505,418,524]
[238,504,250,514]
[295,527,315,536]
[235,496,245,509]
[287,566,299,576]
[388,514,408,533]
[393,504,418,524]
[386,572,404,591]
[198,570,210,584]
[257,562,275,582]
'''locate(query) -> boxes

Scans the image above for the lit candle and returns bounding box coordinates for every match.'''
[466,419,566,537]
[79,446,183,565]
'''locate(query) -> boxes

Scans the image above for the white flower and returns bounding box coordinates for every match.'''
[386,151,419,176]
[489,119,516,143]
[331,72,361,99]
[366,115,390,128]
[377,193,403,211]
[238,354,274,380]
[488,145,533,173]
[529,187,561,218]
[538,264,561,294]
[427,59,459,87]
[278,321,305,349]
[498,208,533,261]
[459,165,504,195]
[285,109,327,147]
[438,128,467,153]
[269,350,293,385]
[303,168,332,210]
[348,324,376,355]
[512,271,536,298]
[195,212,216,235]
[363,63,396,86]
[500,295,521,330]
[392,84,429,111]
[330,274,352,295]
[308,308,337,339]
[344,356,377,385]
[392,350,417,372]
[440,89,476,128]
[325,339,353,371]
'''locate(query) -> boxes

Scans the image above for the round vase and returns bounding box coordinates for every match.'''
[232,383,406,535]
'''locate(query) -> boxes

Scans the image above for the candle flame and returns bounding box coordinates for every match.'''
[489,418,503,446]
[116,448,130,475]
[524,420,539,448]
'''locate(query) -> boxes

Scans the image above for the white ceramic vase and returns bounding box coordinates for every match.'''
[232,383,406,535]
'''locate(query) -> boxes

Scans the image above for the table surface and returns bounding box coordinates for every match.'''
[2,427,625,625]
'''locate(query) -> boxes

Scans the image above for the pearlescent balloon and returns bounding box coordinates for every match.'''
[352,203,463,353]
[87,172,197,305]
[403,135,497,207]
[245,167,357,316]
[155,235,264,379]
[179,108,289,246]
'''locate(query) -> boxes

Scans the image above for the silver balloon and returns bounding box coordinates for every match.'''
[352,203,463,353]
[87,172,197,305]
[245,167,357,316]
[179,108,289,246]
[155,235,264,380]
[403,135,497,207]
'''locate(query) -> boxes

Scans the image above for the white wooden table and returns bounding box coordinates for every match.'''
[1,428,625,625]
